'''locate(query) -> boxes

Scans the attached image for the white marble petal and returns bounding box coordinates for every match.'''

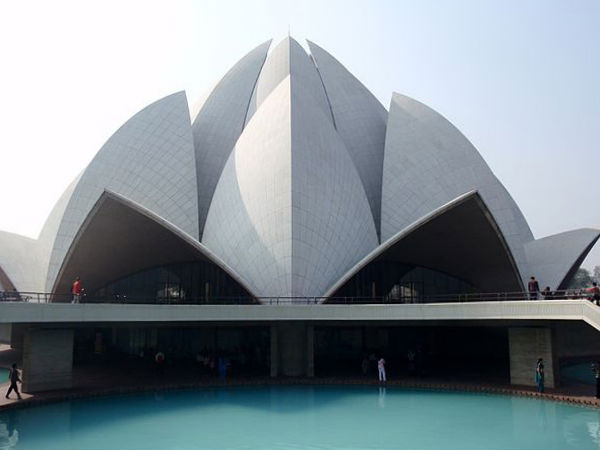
[381,92,534,284]
[307,40,387,236]
[525,229,600,290]
[46,91,198,291]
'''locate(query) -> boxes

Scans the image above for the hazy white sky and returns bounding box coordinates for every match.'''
[0,0,599,269]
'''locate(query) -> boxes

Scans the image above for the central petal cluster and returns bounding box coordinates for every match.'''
[201,38,381,297]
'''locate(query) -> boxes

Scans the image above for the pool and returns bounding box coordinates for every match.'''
[1,385,599,450]
[0,369,7,383]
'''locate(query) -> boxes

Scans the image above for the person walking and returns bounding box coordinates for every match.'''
[377,356,386,383]
[5,363,22,400]
[528,277,540,300]
[535,358,545,393]
[72,277,83,304]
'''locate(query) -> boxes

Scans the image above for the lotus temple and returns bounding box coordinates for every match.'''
[1,38,599,393]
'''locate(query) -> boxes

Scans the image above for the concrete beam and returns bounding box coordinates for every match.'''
[270,325,278,378]
[22,329,73,392]
[2,300,600,329]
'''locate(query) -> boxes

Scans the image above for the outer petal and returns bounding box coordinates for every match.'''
[47,91,198,292]
[0,232,39,292]
[0,175,79,292]
[51,191,255,298]
[307,40,387,237]
[203,76,378,298]
[524,229,600,290]
[381,92,533,283]
[193,40,271,238]
[326,191,523,297]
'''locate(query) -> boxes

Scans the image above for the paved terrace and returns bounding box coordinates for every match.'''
[1,299,600,330]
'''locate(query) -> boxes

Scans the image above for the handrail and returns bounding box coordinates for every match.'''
[0,289,595,305]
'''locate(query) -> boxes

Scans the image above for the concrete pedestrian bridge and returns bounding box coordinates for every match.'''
[0,299,600,329]
[1,299,600,396]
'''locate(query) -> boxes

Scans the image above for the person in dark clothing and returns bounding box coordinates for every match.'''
[542,286,552,299]
[5,363,22,400]
[535,358,544,393]
[528,277,540,300]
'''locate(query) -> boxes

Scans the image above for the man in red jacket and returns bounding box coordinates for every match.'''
[72,277,83,304]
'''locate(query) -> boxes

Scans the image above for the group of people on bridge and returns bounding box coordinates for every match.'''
[527,276,600,304]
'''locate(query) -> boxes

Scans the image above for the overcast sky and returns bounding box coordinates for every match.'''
[0,0,598,269]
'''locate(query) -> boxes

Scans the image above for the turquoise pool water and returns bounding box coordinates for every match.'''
[1,385,599,450]
[0,369,7,383]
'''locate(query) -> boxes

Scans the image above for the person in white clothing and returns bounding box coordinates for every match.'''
[378,357,386,383]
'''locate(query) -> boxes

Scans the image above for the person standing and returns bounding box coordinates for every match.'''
[378,356,386,383]
[528,277,540,300]
[587,282,600,306]
[5,363,22,400]
[72,277,83,304]
[155,351,165,377]
[535,358,544,393]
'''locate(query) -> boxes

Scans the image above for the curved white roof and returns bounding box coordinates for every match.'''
[203,76,377,298]
[524,229,600,290]
[245,37,333,126]
[381,92,534,283]
[307,40,387,237]
[46,91,198,292]
[1,37,597,299]
[192,40,271,238]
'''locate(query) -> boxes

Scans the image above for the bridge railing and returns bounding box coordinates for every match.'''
[0,289,595,305]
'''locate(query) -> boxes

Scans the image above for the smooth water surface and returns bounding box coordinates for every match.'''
[0,369,7,383]
[1,385,600,450]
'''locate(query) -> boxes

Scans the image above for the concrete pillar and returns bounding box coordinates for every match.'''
[306,324,314,378]
[509,327,556,388]
[270,325,278,378]
[0,323,11,344]
[278,322,307,376]
[270,322,314,377]
[9,324,26,350]
[22,329,74,393]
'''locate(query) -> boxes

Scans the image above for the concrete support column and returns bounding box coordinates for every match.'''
[271,322,314,377]
[10,324,26,350]
[22,329,74,393]
[306,324,314,378]
[509,327,556,388]
[0,323,11,344]
[270,325,278,378]
[279,322,306,376]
